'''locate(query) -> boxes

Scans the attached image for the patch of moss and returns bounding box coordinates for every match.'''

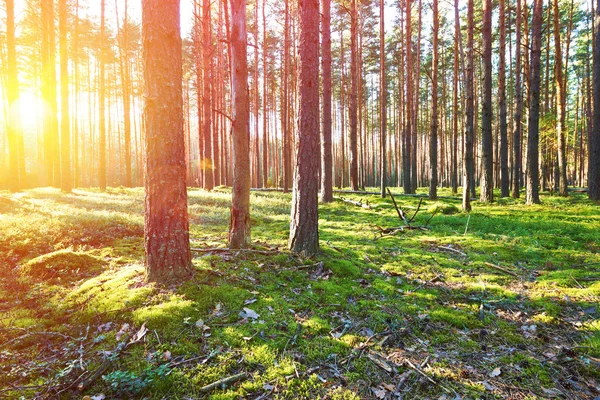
[19,249,106,283]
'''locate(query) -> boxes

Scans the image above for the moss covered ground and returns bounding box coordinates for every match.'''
[0,187,599,399]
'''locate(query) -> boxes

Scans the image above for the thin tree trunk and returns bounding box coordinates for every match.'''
[282,0,291,192]
[512,0,523,198]
[349,0,359,191]
[380,0,387,198]
[262,0,268,187]
[480,0,493,203]
[463,0,474,212]
[42,0,60,187]
[229,0,252,248]
[320,0,333,202]
[99,0,106,190]
[591,0,600,199]
[403,0,413,194]
[451,0,459,195]
[203,0,214,190]
[552,0,569,195]
[499,0,509,197]
[429,0,438,200]
[526,0,544,204]
[5,0,23,192]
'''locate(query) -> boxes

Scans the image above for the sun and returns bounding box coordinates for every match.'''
[12,92,42,135]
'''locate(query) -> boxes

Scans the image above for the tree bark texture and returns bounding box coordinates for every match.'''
[142,0,192,283]
[229,0,252,248]
[289,0,319,256]
[526,0,544,205]
[320,0,333,202]
[480,0,493,203]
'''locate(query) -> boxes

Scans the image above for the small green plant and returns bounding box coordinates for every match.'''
[102,364,170,396]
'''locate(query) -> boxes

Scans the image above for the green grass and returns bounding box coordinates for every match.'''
[0,187,598,399]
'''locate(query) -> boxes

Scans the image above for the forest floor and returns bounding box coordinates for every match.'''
[0,187,599,400]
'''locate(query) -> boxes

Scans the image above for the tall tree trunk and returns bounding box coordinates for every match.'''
[463,0,475,212]
[403,0,413,194]
[289,0,319,256]
[512,0,523,198]
[99,0,106,189]
[380,0,387,198]
[591,0,600,199]
[6,0,23,192]
[429,0,438,200]
[42,0,60,188]
[480,0,493,203]
[340,29,346,189]
[412,0,422,190]
[262,0,268,187]
[229,0,251,248]
[73,0,80,187]
[451,0,459,195]
[59,0,71,192]
[320,0,333,202]
[552,0,569,195]
[117,0,133,187]
[499,0,509,197]
[349,0,359,191]
[142,0,192,283]
[526,0,544,204]
[282,0,291,192]
[253,0,261,188]
[203,0,214,190]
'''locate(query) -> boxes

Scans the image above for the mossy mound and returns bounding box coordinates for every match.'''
[19,249,107,283]
[428,202,460,215]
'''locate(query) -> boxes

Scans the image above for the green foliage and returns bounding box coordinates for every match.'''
[103,364,171,396]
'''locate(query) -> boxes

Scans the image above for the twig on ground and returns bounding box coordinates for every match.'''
[483,262,519,277]
[438,246,467,257]
[404,359,452,393]
[200,372,248,393]
[464,214,471,235]
[366,352,394,373]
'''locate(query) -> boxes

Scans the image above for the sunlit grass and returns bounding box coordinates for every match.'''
[0,187,598,398]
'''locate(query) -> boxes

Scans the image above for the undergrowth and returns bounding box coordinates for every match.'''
[0,187,598,399]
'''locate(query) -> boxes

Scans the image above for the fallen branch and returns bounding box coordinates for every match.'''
[336,196,371,209]
[407,198,423,224]
[404,359,452,393]
[483,262,519,277]
[366,352,394,373]
[191,248,278,255]
[200,372,248,393]
[438,245,467,257]
[387,188,408,224]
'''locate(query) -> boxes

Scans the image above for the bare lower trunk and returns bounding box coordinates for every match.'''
[289,0,319,256]
[463,0,474,212]
[480,0,493,203]
[512,0,523,198]
[591,0,600,199]
[320,0,333,202]
[142,0,192,283]
[526,0,543,205]
[229,0,251,248]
